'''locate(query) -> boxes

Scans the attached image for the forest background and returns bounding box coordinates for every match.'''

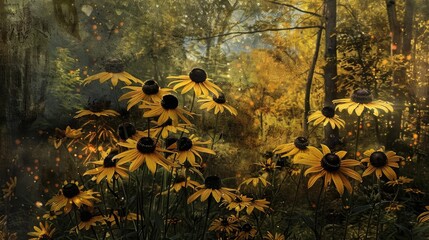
[1,0,429,239]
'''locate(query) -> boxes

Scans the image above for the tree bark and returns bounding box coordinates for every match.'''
[0,0,49,174]
[323,0,339,149]
[385,0,415,146]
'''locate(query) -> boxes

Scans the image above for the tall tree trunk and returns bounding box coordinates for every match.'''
[385,0,415,146]
[0,0,49,176]
[323,0,339,149]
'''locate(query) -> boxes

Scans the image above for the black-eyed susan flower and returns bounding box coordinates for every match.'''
[255,158,278,172]
[418,206,429,223]
[168,175,200,193]
[333,89,393,116]
[187,176,237,203]
[239,173,270,189]
[198,93,237,115]
[114,137,171,173]
[140,94,193,126]
[264,231,285,240]
[28,222,55,240]
[386,176,413,186]
[46,181,99,214]
[404,188,425,194]
[119,80,173,110]
[53,126,83,149]
[208,216,239,235]
[236,223,257,240]
[107,209,138,226]
[83,58,142,86]
[246,198,270,215]
[296,145,362,195]
[2,177,17,201]
[385,202,404,212]
[167,68,222,97]
[308,106,345,129]
[77,209,105,230]
[74,99,119,118]
[225,195,252,213]
[168,135,215,166]
[361,148,402,180]
[273,137,319,163]
[143,119,190,139]
[84,149,129,183]
[42,210,62,220]
[117,122,144,141]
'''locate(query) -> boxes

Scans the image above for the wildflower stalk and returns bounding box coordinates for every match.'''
[375,178,383,239]
[163,168,175,239]
[201,197,212,240]
[189,91,196,112]
[91,226,100,240]
[148,167,158,219]
[343,115,361,239]
[284,166,304,236]
[253,212,265,240]
[306,122,321,138]
[73,209,81,240]
[314,183,324,239]
[211,113,220,149]
[69,211,80,239]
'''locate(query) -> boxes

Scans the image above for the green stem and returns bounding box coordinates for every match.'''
[253,212,265,240]
[343,115,361,239]
[201,197,212,240]
[163,168,175,239]
[284,166,304,236]
[210,114,220,149]
[91,226,100,240]
[190,91,196,113]
[306,122,322,139]
[364,203,376,240]
[314,183,324,240]
[375,179,383,240]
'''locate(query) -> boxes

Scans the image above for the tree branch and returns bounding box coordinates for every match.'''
[188,25,323,40]
[267,0,322,17]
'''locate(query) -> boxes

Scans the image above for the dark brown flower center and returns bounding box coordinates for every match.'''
[294,137,309,150]
[370,151,388,167]
[205,176,221,189]
[40,234,52,240]
[103,151,118,168]
[177,137,193,151]
[142,80,160,95]
[351,89,373,104]
[62,183,80,198]
[136,137,156,153]
[80,210,93,222]
[161,119,173,127]
[276,157,287,168]
[86,98,111,112]
[104,58,124,73]
[161,95,179,110]
[321,153,341,172]
[174,175,187,184]
[213,93,226,104]
[221,219,229,226]
[118,123,136,140]
[322,106,335,118]
[242,223,252,232]
[117,208,127,217]
[189,68,207,83]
